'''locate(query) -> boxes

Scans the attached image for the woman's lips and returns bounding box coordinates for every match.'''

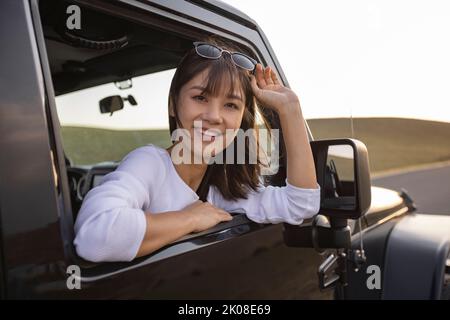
[194,127,223,142]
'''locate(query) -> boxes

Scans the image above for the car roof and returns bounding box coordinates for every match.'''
[41,0,259,95]
[189,0,257,28]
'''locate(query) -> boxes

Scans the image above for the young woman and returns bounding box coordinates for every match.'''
[74,37,320,262]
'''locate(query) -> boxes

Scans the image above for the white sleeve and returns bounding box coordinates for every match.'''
[74,146,161,262]
[211,179,321,225]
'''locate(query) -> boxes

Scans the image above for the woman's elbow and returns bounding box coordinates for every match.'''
[74,225,134,263]
[307,195,321,218]
[287,196,321,223]
[74,230,110,263]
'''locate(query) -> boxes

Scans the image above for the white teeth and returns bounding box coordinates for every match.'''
[203,131,220,137]
[195,127,222,137]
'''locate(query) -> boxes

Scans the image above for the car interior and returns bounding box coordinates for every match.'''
[38,0,279,221]
[39,0,191,216]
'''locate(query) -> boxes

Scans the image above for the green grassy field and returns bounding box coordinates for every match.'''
[61,127,172,164]
[307,117,450,174]
[61,118,450,175]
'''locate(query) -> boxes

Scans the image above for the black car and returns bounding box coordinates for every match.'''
[0,0,448,299]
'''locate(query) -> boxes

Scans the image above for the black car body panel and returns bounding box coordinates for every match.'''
[382,214,450,299]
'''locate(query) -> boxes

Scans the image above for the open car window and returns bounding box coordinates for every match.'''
[37,0,285,275]
[55,69,175,166]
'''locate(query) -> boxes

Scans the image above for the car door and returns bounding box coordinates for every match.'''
[1,0,332,299]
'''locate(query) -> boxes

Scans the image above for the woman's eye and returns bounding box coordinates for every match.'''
[225,103,239,110]
[193,95,206,102]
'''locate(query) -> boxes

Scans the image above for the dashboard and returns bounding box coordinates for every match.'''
[67,163,119,206]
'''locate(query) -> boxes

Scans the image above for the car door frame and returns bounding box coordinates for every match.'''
[0,0,67,298]
[23,0,327,298]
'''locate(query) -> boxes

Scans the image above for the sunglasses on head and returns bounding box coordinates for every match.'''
[193,41,258,72]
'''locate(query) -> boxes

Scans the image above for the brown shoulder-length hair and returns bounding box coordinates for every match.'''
[168,36,272,201]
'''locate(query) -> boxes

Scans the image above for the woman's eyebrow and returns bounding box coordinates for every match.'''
[227,93,243,102]
[189,85,207,92]
[189,85,243,102]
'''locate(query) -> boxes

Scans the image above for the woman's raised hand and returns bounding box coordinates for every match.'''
[182,200,233,233]
[250,63,301,116]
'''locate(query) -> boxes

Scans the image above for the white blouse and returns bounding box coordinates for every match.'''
[74,144,321,262]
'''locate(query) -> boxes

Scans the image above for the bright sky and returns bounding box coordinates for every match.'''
[224,0,450,122]
[56,0,450,129]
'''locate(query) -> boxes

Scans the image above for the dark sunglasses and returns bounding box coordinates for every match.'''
[193,41,258,72]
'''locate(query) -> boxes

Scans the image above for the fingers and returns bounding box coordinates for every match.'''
[270,68,280,85]
[264,66,274,85]
[220,212,233,221]
[255,64,266,87]
[250,75,262,99]
[254,63,280,87]
[210,204,232,218]
[208,202,233,221]
[188,200,232,222]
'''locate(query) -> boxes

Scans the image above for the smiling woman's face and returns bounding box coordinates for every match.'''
[171,68,246,160]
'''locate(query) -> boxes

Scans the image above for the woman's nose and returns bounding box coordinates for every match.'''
[202,104,223,124]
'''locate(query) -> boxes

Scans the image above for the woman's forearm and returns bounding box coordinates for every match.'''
[278,105,318,189]
[135,200,232,259]
[135,210,195,258]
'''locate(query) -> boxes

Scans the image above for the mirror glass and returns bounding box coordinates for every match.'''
[99,95,124,115]
[322,144,356,211]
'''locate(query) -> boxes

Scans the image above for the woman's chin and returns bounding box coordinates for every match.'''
[191,140,226,161]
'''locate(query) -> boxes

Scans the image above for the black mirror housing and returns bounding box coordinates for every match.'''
[311,138,371,220]
[99,95,124,115]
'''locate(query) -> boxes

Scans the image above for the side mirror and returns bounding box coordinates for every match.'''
[312,138,371,220]
[284,139,372,291]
